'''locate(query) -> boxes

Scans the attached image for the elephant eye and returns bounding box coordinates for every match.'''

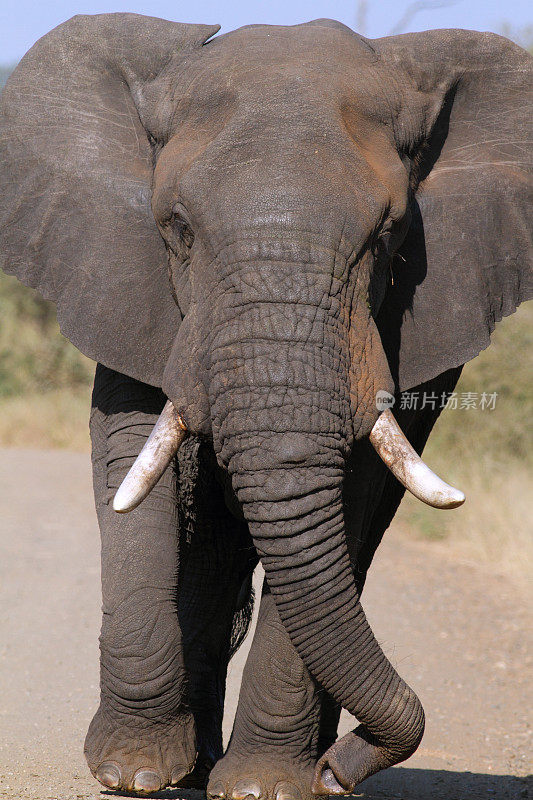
[174,216,194,249]
[171,203,194,249]
[371,230,393,262]
[380,231,393,253]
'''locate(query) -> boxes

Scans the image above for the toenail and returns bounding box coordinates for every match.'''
[170,765,186,786]
[231,779,262,800]
[133,769,162,793]
[274,781,302,800]
[95,761,121,789]
[208,780,226,798]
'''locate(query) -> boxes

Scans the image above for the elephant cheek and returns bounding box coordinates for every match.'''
[348,313,395,441]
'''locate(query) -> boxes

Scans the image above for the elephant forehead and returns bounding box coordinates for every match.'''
[213,20,378,78]
[166,22,395,126]
[154,30,405,209]
[150,25,406,249]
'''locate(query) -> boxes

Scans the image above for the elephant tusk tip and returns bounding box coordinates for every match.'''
[111,400,187,514]
[409,460,465,509]
[441,488,466,509]
[112,484,139,514]
[369,410,466,511]
[112,497,130,514]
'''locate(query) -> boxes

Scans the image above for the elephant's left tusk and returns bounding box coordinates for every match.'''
[369,409,465,509]
[113,401,188,513]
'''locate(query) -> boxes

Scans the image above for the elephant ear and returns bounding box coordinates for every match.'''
[0,13,219,386]
[374,30,532,391]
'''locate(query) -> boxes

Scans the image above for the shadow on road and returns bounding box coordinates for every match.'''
[102,767,532,800]
[360,766,531,799]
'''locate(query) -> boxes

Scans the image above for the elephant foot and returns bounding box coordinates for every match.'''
[208,588,326,800]
[208,754,316,800]
[84,703,197,794]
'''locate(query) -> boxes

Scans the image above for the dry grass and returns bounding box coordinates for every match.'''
[0,271,93,450]
[396,302,532,580]
[0,388,91,451]
[396,467,532,583]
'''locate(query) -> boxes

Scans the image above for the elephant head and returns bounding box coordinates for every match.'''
[1,14,531,790]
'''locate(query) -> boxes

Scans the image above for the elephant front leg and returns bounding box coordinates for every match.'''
[208,583,326,800]
[84,366,196,794]
[177,441,257,787]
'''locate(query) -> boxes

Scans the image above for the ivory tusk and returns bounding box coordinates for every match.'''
[369,409,465,509]
[113,401,188,513]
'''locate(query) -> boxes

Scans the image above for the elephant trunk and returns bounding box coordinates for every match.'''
[208,274,424,783]
[225,427,424,785]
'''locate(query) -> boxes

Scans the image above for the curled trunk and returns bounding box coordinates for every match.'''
[229,446,424,786]
[206,256,424,783]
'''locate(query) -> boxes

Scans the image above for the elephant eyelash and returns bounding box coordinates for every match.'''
[389,252,407,286]
[370,234,390,267]
[372,230,393,257]
[369,231,398,290]
[169,202,195,249]
[174,217,195,249]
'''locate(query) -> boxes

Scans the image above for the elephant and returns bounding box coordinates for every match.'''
[0,13,531,798]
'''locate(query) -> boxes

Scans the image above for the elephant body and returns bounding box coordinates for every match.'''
[0,14,531,797]
[86,361,459,794]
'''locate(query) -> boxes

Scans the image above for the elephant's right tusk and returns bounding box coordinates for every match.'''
[113,400,188,513]
[369,409,465,509]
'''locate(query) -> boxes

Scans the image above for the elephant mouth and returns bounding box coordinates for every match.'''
[112,400,465,514]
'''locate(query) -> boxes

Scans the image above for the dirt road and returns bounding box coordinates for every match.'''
[0,449,530,800]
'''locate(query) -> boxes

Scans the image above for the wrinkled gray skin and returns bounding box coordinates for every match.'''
[0,14,531,799]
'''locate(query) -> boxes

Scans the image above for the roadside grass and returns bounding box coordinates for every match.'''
[0,271,93,450]
[396,302,532,579]
[0,268,531,576]
[0,388,91,450]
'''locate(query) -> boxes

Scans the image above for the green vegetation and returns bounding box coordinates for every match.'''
[0,271,94,398]
[0,271,93,449]
[427,302,532,471]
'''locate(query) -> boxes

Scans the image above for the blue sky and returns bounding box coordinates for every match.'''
[0,0,531,63]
